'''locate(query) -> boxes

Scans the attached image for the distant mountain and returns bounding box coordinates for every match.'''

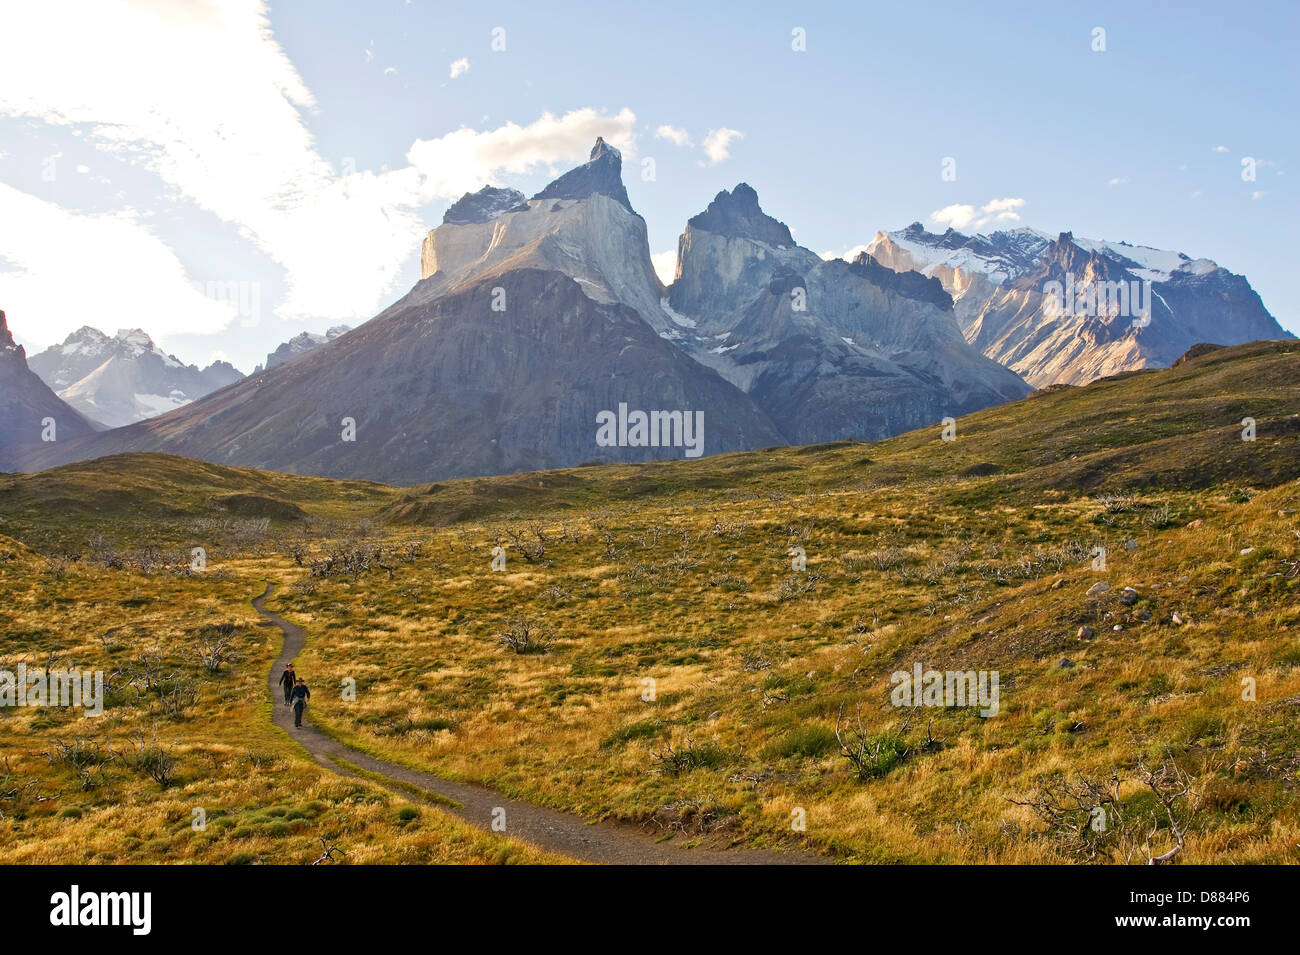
[29,327,243,428]
[261,326,351,371]
[665,184,1031,443]
[21,141,782,482]
[32,141,1282,482]
[0,310,99,466]
[867,223,1291,386]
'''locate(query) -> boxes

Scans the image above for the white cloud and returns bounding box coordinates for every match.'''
[1251,190,1269,200]
[1212,145,1229,153]
[820,244,871,262]
[0,1,636,324]
[1107,177,1129,186]
[930,197,1025,231]
[0,182,234,347]
[699,128,743,166]
[406,107,638,198]
[655,125,692,148]
[449,57,469,79]
[650,250,677,285]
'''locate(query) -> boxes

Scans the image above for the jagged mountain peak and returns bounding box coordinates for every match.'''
[845,252,954,310]
[27,324,245,428]
[532,136,632,212]
[0,309,23,358]
[442,186,527,225]
[868,221,1290,387]
[264,325,351,370]
[687,182,794,247]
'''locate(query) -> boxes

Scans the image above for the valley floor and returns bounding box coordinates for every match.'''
[2,342,1298,864]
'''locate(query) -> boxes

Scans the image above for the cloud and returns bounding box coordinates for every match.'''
[820,244,871,262]
[1251,190,1269,200]
[650,250,677,285]
[655,125,692,148]
[406,107,638,198]
[1107,177,1129,186]
[699,128,743,166]
[0,182,235,347]
[0,1,636,324]
[449,57,469,79]
[1212,145,1229,153]
[930,197,1025,231]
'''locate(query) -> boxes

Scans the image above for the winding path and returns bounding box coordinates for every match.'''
[254,583,822,865]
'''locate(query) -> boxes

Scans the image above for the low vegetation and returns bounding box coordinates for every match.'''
[1,341,1297,863]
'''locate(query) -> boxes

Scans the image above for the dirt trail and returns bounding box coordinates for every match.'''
[254,583,823,865]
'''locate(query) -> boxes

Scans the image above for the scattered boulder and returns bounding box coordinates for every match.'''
[1172,612,1186,625]
[1125,539,1138,551]
[1059,658,1075,669]
[1120,587,1139,606]
[1077,626,1095,639]
[1087,582,1110,596]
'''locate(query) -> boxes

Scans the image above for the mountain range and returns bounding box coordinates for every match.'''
[1,140,1289,482]
[28,327,244,428]
[258,325,351,372]
[867,223,1291,387]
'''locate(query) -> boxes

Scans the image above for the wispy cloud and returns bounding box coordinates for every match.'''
[1107,177,1129,186]
[406,107,638,197]
[1212,145,1229,153]
[449,57,469,79]
[699,128,743,166]
[655,125,692,148]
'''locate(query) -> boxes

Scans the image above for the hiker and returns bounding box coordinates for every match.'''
[291,678,311,728]
[279,662,296,706]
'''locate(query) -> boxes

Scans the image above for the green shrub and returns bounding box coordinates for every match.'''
[765,725,837,759]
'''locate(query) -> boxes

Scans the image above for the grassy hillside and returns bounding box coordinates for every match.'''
[2,340,1297,863]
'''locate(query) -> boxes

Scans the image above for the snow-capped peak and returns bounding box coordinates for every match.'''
[870,224,1224,286]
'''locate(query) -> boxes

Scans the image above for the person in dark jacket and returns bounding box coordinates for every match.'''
[291,678,311,728]
[278,663,296,706]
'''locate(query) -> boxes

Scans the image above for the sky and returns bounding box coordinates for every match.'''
[0,0,1295,373]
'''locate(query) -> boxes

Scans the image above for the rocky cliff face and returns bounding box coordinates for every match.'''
[417,142,669,337]
[0,311,98,465]
[28,327,245,428]
[867,224,1291,387]
[666,185,1031,442]
[532,137,632,212]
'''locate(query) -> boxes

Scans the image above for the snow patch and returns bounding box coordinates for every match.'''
[660,297,697,329]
